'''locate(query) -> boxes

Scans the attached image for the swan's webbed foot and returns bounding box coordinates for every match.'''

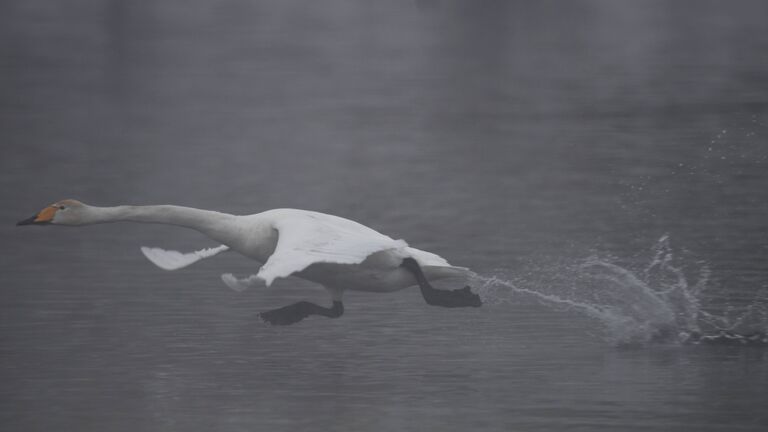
[258,301,344,326]
[400,257,482,308]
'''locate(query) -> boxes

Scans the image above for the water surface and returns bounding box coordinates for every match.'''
[2,1,768,431]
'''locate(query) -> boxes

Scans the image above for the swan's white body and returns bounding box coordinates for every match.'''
[150,208,467,298]
[34,203,467,299]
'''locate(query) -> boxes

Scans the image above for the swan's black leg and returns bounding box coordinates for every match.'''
[259,301,344,326]
[401,257,481,308]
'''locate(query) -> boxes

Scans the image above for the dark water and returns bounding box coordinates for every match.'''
[2,1,768,430]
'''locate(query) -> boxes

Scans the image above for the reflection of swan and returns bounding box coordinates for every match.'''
[18,199,480,325]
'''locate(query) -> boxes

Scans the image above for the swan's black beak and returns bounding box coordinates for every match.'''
[17,215,46,226]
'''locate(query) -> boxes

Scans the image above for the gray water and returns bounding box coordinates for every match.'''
[2,1,768,431]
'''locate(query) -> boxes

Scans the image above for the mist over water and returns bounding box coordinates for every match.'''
[3,1,768,431]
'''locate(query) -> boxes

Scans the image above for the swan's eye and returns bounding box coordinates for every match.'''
[58,205,66,210]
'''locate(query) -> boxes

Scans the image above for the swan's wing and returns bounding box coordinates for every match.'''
[256,214,407,286]
[141,245,230,271]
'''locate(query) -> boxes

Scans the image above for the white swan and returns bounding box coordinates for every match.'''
[18,199,481,324]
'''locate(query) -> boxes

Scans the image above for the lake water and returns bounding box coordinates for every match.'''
[2,1,767,431]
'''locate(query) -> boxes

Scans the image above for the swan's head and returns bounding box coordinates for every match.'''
[17,199,88,226]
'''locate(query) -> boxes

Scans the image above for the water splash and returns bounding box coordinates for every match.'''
[470,235,768,346]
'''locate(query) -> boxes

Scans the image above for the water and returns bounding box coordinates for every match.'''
[474,235,768,346]
[2,1,768,431]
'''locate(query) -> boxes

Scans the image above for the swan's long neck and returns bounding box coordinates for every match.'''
[85,205,237,235]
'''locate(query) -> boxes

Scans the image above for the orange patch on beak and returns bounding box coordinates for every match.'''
[35,206,58,223]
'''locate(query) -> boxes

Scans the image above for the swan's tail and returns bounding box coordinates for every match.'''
[423,265,471,281]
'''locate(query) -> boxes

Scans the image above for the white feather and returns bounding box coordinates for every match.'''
[140,244,230,271]
[405,246,451,267]
[255,210,409,286]
[220,273,260,292]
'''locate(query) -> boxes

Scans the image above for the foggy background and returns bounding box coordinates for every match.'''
[2,1,767,431]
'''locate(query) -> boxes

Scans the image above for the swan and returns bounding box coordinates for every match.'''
[17,199,481,325]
